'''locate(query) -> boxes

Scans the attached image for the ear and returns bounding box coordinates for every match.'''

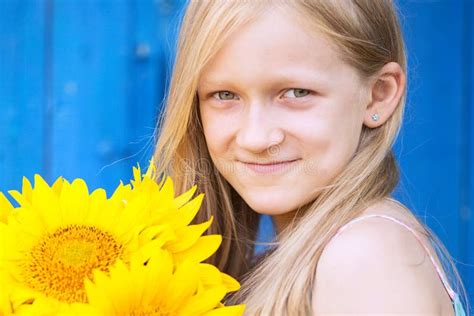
[363,62,406,128]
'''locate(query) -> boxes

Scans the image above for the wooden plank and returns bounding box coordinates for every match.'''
[395,0,472,302]
[0,0,46,194]
[394,0,463,256]
[49,0,187,194]
[126,0,187,171]
[50,0,133,192]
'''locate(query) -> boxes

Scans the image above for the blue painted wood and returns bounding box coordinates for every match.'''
[50,0,133,192]
[465,0,474,308]
[393,0,471,302]
[126,0,187,172]
[0,0,186,195]
[394,0,464,255]
[127,0,164,170]
[46,0,186,194]
[0,1,46,195]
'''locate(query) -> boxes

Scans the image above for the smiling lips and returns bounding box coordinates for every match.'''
[241,159,299,174]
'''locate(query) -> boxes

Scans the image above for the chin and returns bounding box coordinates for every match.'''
[244,198,296,216]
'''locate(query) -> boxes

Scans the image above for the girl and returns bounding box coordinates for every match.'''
[151,0,469,315]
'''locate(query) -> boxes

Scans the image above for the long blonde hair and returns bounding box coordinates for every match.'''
[151,0,469,314]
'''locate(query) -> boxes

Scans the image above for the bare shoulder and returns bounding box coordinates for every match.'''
[311,199,454,315]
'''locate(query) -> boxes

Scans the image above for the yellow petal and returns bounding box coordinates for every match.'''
[145,160,157,179]
[59,178,90,224]
[139,250,174,304]
[6,176,34,208]
[197,263,223,287]
[174,235,222,263]
[165,259,200,308]
[161,194,204,229]
[84,188,107,225]
[85,277,114,314]
[101,260,135,312]
[151,176,175,210]
[165,216,213,253]
[52,176,65,195]
[138,224,173,245]
[132,164,142,187]
[14,296,61,315]
[111,182,132,201]
[197,264,241,292]
[6,211,46,242]
[8,190,28,207]
[132,236,173,264]
[0,192,13,223]
[220,272,241,292]
[159,176,174,196]
[178,285,228,315]
[174,185,198,208]
[21,176,33,202]
[32,174,62,229]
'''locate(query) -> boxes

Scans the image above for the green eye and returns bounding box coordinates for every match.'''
[214,91,236,100]
[287,88,310,98]
[294,89,309,97]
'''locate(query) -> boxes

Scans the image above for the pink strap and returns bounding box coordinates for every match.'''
[332,214,456,300]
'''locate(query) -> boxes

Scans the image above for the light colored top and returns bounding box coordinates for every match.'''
[333,214,466,316]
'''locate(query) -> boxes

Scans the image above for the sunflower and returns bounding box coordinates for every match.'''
[0,166,244,315]
[0,175,156,313]
[85,249,245,315]
[127,165,223,265]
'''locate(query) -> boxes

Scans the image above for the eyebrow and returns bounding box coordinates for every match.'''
[199,71,331,90]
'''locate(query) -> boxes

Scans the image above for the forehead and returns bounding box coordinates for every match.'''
[199,7,351,87]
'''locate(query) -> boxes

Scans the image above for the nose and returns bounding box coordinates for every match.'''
[235,104,284,154]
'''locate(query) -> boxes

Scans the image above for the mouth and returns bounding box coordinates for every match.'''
[239,159,300,174]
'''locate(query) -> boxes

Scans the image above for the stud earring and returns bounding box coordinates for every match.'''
[371,113,380,121]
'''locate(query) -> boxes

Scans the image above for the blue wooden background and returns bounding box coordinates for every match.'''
[0,0,473,308]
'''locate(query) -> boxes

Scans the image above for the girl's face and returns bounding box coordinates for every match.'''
[197,8,370,227]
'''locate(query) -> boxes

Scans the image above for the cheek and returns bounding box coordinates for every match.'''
[293,106,363,180]
[199,107,236,156]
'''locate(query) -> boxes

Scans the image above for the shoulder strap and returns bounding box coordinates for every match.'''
[333,214,457,300]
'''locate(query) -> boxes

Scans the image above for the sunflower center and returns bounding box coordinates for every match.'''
[23,225,123,303]
[57,240,96,266]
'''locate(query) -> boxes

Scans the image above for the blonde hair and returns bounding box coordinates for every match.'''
[151,0,469,314]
